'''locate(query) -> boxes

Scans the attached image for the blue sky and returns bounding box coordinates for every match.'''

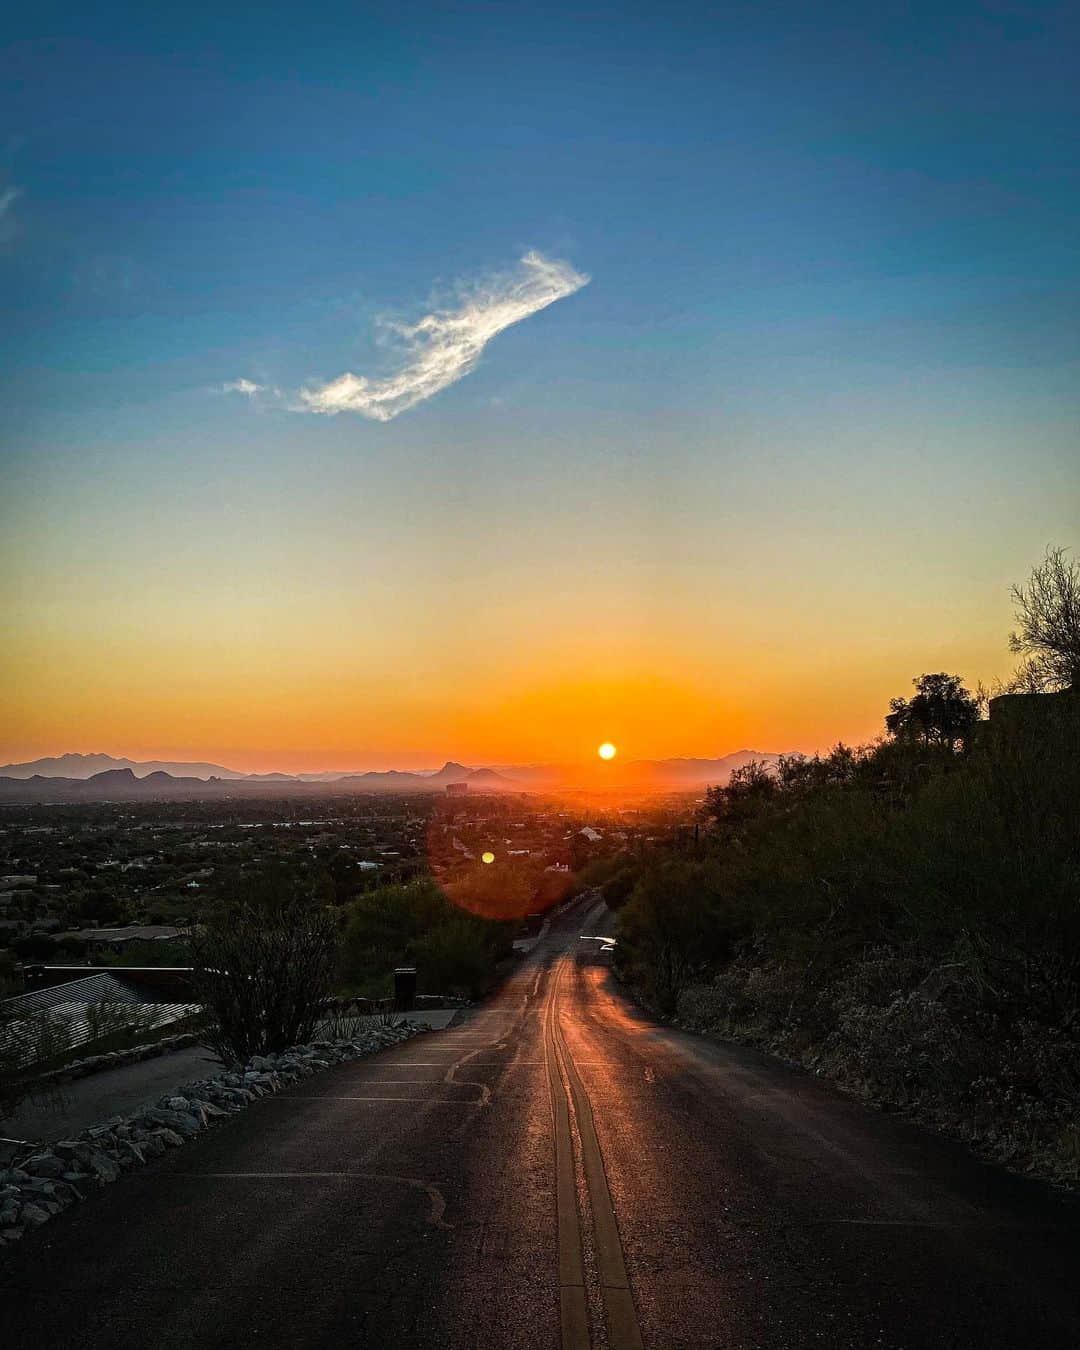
[2,1,1079,766]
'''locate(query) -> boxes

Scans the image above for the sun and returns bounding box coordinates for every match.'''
[597,742,617,761]
[481,851,495,864]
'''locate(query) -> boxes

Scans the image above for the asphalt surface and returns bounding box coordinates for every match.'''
[5,1045,218,1142]
[3,896,1079,1349]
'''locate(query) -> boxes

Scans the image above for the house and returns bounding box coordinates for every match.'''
[51,924,190,955]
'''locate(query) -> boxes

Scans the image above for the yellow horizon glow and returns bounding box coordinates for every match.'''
[0,498,1020,772]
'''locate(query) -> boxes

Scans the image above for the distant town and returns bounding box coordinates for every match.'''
[0,789,690,963]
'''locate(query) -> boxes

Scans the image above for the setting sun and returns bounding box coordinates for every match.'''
[598,742,617,760]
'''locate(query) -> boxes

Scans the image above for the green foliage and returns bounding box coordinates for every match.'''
[702,759,778,830]
[339,878,512,999]
[616,860,743,1014]
[620,686,1080,1176]
[600,867,637,910]
[414,917,505,1000]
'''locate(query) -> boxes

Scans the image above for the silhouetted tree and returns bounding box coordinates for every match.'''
[885,673,980,751]
[190,870,339,1063]
[702,759,777,828]
[1008,545,1080,692]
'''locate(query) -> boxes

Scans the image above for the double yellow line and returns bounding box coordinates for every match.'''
[544,958,644,1350]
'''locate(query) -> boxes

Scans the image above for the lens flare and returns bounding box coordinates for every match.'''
[598,742,617,760]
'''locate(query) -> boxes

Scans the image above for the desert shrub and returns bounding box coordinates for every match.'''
[339,877,512,998]
[600,867,637,909]
[617,859,743,1014]
[84,997,147,1043]
[190,870,339,1063]
[413,917,505,999]
[827,992,961,1104]
[625,684,1080,1180]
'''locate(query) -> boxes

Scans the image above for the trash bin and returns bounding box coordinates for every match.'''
[393,966,417,1012]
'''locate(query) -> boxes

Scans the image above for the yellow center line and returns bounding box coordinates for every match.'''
[549,958,645,1350]
[545,961,591,1349]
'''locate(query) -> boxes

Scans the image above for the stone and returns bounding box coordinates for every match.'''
[59,1143,95,1170]
[1,1226,24,1241]
[86,1152,121,1184]
[142,1107,202,1136]
[19,1204,50,1226]
[24,1153,66,1179]
[153,1128,184,1149]
[16,1178,57,1197]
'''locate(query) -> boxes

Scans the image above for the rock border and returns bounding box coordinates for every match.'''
[0,1022,426,1248]
[27,1032,200,1090]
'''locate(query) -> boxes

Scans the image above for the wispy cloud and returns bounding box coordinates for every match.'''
[222,378,264,397]
[296,250,589,421]
[0,186,19,220]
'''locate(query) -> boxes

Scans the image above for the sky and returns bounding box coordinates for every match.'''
[2,1,1078,772]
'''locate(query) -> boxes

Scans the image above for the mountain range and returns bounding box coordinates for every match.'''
[0,752,247,780]
[0,751,781,802]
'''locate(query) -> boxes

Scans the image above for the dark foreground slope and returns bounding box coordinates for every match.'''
[3,899,1079,1349]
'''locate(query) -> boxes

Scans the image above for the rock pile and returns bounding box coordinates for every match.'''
[0,1022,425,1249]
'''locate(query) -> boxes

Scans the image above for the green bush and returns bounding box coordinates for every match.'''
[339,877,512,998]
[625,693,1080,1180]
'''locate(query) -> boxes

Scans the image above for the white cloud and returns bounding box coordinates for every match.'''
[0,186,19,220]
[222,378,263,397]
[296,250,589,421]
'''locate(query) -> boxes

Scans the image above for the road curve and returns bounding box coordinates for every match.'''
[3,896,1079,1349]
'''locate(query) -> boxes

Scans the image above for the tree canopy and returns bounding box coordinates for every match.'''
[885,672,980,750]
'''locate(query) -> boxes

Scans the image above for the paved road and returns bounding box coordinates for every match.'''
[3,897,1079,1348]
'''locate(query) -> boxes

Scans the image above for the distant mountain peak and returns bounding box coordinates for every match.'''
[0,748,788,799]
[0,752,244,780]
